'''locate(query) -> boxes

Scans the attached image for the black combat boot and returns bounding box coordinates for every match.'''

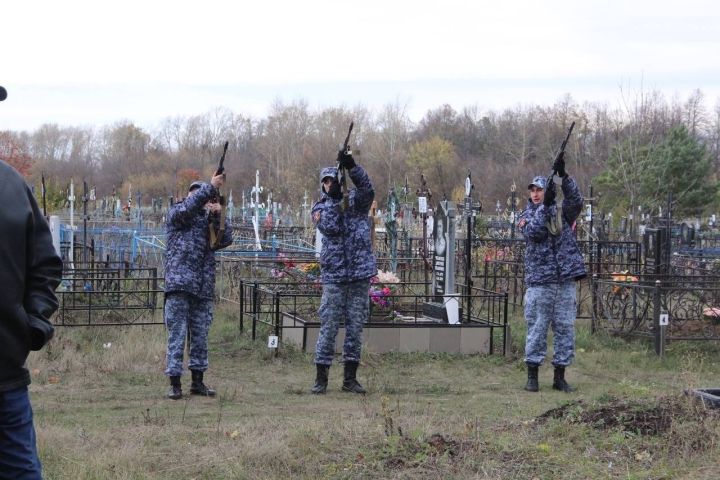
[524,363,539,392]
[190,370,216,397]
[552,366,576,392]
[342,361,366,394]
[311,364,330,394]
[167,375,182,400]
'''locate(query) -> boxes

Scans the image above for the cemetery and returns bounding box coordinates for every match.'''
[47,167,720,360]
[5,4,720,475]
[4,89,716,477]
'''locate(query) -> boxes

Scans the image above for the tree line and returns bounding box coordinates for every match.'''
[1,88,719,218]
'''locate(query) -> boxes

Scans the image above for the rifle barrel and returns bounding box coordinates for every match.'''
[342,122,354,152]
[217,141,229,175]
[548,121,576,182]
[337,121,354,211]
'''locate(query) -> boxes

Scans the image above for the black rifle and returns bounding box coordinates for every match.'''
[210,141,228,204]
[216,141,229,176]
[210,141,229,249]
[547,121,575,186]
[337,122,354,211]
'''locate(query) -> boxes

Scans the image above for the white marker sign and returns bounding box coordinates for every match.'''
[418,196,427,214]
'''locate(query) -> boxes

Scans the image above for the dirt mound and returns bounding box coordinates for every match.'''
[537,396,716,436]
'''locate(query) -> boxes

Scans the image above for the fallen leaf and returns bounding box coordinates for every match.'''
[634,451,650,461]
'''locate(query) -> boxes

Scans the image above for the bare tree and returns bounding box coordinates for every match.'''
[683,89,708,138]
[257,99,312,202]
[363,99,412,194]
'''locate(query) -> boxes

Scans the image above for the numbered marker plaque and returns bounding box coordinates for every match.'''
[267,335,279,348]
[659,313,669,326]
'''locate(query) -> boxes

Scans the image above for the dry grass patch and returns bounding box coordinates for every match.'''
[25,305,720,479]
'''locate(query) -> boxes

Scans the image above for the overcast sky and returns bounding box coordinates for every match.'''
[2,0,719,132]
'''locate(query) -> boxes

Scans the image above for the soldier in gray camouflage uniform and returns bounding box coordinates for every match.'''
[164,174,233,399]
[518,152,586,393]
[310,149,377,394]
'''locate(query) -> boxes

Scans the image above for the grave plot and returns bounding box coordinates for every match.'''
[55,265,163,326]
[51,218,167,326]
[244,279,508,356]
[593,273,720,343]
[217,201,509,356]
[591,225,720,353]
[470,237,636,318]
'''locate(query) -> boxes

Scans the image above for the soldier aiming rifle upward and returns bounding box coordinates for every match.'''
[518,121,586,394]
[162,145,233,401]
[209,141,229,249]
[311,121,377,395]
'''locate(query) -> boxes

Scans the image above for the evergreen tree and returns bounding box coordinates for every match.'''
[642,126,718,217]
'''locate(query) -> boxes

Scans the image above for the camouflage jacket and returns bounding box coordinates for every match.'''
[519,176,586,286]
[164,183,233,299]
[312,165,377,284]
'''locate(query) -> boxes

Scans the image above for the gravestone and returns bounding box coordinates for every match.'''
[386,188,399,273]
[643,227,669,276]
[422,200,461,323]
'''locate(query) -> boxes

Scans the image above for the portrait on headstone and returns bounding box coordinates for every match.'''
[435,217,445,256]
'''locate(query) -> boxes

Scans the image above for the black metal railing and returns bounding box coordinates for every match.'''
[591,273,720,353]
[55,267,162,326]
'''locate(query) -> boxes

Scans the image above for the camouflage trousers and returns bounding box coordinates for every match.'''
[314,279,370,366]
[164,292,214,376]
[524,281,577,367]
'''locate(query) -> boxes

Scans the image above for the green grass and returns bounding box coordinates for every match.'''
[27,305,720,479]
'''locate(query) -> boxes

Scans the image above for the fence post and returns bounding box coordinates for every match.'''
[86,273,92,325]
[239,280,244,334]
[482,258,489,290]
[274,292,281,357]
[590,273,597,334]
[151,268,158,320]
[252,282,259,341]
[503,292,509,356]
[653,279,662,355]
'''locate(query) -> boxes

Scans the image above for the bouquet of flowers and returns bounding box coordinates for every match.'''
[270,253,293,279]
[271,254,320,283]
[610,270,639,297]
[703,306,720,325]
[296,262,321,277]
[370,269,400,308]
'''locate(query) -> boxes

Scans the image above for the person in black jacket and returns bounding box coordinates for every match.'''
[0,159,63,479]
